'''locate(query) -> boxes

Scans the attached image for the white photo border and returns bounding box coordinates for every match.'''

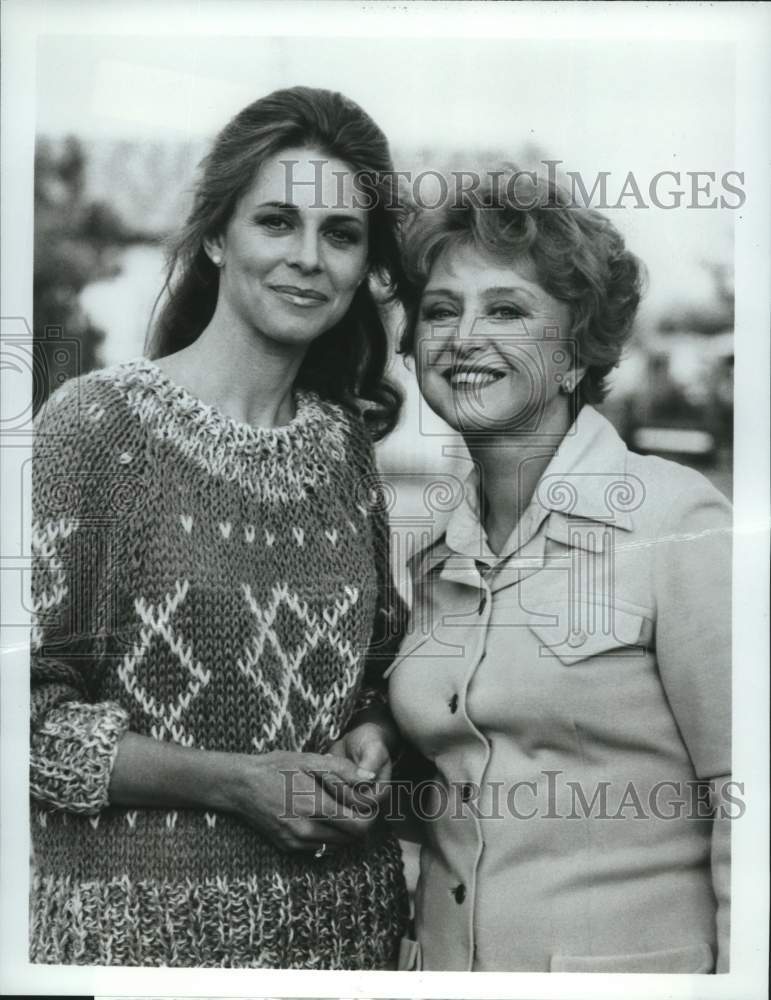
[1,1,769,997]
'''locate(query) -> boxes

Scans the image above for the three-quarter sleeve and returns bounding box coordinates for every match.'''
[652,473,732,970]
[30,383,129,814]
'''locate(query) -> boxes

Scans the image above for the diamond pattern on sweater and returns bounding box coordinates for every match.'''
[117,579,212,745]
[30,518,79,650]
[238,582,361,751]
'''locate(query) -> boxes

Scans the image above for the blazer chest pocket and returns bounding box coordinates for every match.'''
[527,601,649,665]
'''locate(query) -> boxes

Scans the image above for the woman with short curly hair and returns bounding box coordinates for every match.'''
[388,169,732,973]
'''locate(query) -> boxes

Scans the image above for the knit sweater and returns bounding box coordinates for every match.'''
[29,357,409,968]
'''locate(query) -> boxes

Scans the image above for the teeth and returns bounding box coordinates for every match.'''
[448,370,504,388]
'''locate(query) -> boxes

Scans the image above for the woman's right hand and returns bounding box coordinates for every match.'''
[219,749,379,854]
[109,733,379,855]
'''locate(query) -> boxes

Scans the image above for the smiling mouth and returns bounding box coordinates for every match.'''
[269,284,330,304]
[442,364,508,389]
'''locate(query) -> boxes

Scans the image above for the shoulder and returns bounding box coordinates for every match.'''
[316,395,381,477]
[573,407,730,526]
[625,449,732,533]
[33,360,151,481]
[34,359,148,437]
[332,397,374,448]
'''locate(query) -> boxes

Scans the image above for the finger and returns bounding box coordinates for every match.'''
[292,819,362,848]
[293,800,377,841]
[305,752,376,785]
[315,813,374,840]
[319,767,390,813]
[309,782,363,822]
[280,770,366,825]
[334,780,383,823]
[370,758,392,793]
[355,777,391,809]
[345,760,393,810]
[317,770,361,808]
[354,746,390,776]
[326,738,346,758]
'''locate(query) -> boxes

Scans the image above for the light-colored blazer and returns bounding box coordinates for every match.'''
[387,405,732,973]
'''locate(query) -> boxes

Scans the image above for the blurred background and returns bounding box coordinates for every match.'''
[33,28,736,906]
[34,35,735,512]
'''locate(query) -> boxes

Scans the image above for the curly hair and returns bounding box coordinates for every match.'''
[398,167,645,405]
[146,86,406,440]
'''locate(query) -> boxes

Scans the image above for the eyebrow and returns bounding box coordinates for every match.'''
[422,285,536,300]
[254,201,364,225]
[483,285,537,300]
[256,200,296,210]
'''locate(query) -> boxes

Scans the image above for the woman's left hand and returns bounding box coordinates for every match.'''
[327,722,394,813]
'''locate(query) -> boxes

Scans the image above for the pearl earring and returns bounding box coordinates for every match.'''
[211,255,224,268]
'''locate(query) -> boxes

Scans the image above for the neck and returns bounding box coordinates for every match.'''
[159,311,307,429]
[464,401,575,554]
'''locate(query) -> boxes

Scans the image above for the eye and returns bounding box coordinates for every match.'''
[488,303,526,320]
[258,214,293,232]
[325,227,361,247]
[421,304,458,322]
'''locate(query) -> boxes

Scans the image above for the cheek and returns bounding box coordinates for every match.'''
[329,250,367,293]
[543,336,574,385]
[415,363,448,410]
[412,329,438,379]
[239,241,281,279]
[549,308,574,358]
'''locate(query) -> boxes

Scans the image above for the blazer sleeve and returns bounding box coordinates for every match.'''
[651,471,732,971]
[30,381,130,814]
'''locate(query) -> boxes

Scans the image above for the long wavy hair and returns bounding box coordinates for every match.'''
[146,87,405,440]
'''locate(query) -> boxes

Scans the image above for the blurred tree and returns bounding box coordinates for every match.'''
[657,259,734,336]
[33,135,143,411]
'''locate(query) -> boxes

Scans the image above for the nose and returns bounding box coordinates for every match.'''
[434,318,476,356]
[286,228,322,274]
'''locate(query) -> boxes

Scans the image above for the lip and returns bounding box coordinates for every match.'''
[269,284,329,304]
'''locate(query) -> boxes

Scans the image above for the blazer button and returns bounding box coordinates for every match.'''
[567,630,587,648]
[448,693,459,714]
[452,883,466,904]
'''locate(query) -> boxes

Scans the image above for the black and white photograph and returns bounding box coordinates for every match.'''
[1,1,769,997]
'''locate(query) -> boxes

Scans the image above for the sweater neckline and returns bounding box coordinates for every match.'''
[130,356,320,442]
[104,357,350,498]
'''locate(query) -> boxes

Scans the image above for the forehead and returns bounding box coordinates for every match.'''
[243,145,367,217]
[426,243,540,292]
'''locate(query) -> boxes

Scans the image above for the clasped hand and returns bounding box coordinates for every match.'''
[230,723,393,854]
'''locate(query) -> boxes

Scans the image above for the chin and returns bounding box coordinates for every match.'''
[422,389,510,435]
[262,321,329,347]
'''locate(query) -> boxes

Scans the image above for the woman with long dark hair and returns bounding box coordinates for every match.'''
[30,86,409,968]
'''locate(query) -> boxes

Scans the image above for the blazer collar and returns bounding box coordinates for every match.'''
[412,406,638,584]
[533,405,638,531]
